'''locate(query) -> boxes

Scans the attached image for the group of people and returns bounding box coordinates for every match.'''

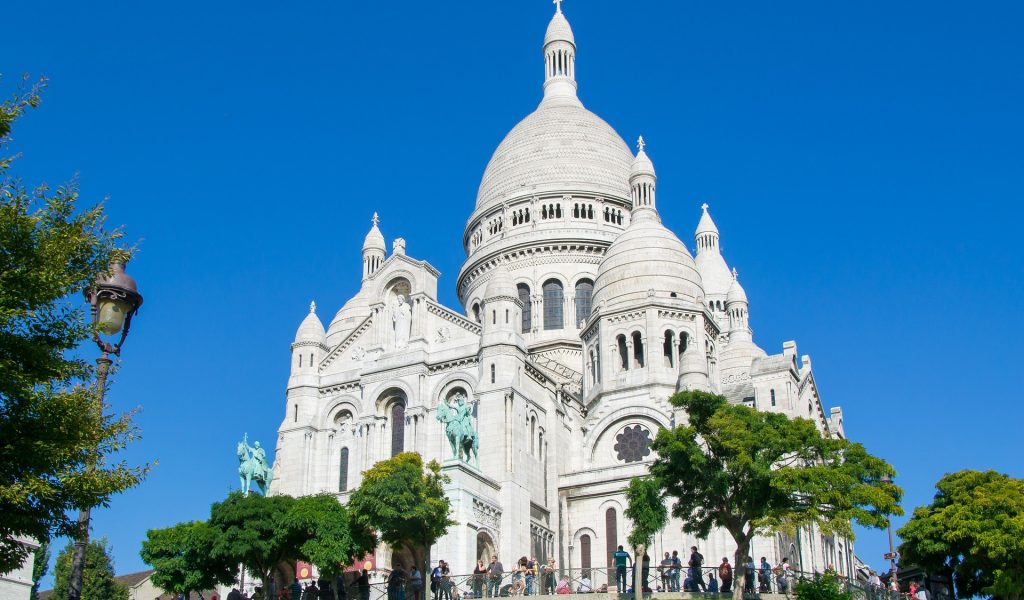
[470,555,560,597]
[611,545,795,595]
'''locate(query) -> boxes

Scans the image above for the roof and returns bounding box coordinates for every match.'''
[38,570,157,600]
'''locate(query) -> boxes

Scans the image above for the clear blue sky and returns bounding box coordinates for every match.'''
[5,0,1022,586]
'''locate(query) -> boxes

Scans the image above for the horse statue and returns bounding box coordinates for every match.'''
[237,433,273,496]
[436,392,479,465]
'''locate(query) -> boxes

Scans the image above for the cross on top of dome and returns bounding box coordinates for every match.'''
[553,0,563,14]
[371,212,380,227]
[637,136,646,152]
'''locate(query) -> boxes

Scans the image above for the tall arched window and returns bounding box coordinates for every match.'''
[542,279,564,330]
[617,335,629,371]
[575,279,594,326]
[663,331,675,367]
[530,416,537,456]
[472,302,481,323]
[517,283,531,333]
[770,389,776,406]
[390,402,405,456]
[631,331,645,368]
[339,447,349,492]
[605,508,618,587]
[580,534,592,573]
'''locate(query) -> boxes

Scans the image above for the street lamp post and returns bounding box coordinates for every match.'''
[67,260,143,600]
[881,474,898,582]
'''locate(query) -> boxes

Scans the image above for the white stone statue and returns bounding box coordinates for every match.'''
[393,294,412,348]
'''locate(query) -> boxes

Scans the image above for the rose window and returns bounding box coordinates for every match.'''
[614,425,652,463]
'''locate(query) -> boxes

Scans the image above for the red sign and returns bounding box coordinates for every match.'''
[346,552,376,572]
[296,561,314,580]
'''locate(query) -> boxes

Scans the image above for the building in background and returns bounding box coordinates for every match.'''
[271,4,855,582]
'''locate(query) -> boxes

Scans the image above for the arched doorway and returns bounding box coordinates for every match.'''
[477,531,497,564]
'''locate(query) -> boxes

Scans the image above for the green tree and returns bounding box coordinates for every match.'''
[348,453,455,579]
[52,538,128,600]
[140,521,236,599]
[209,492,304,590]
[0,76,146,572]
[285,494,376,597]
[648,391,902,600]
[793,572,853,600]
[898,470,1024,600]
[31,540,50,600]
[625,477,668,600]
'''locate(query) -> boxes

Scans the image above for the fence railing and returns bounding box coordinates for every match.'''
[309,569,913,599]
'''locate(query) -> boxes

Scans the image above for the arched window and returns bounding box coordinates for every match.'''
[298,354,302,368]
[770,389,776,406]
[809,401,813,416]
[530,416,536,455]
[605,508,618,586]
[294,403,298,422]
[339,447,349,492]
[518,283,531,333]
[580,534,592,573]
[472,302,481,323]
[663,331,675,367]
[632,331,645,368]
[390,402,405,456]
[542,279,564,330]
[617,334,629,371]
[491,363,496,384]
[575,279,594,326]
[678,331,689,361]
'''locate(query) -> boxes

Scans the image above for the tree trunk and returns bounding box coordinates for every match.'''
[732,538,750,600]
[633,544,645,600]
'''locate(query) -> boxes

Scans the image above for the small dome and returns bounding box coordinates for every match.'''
[695,251,732,297]
[593,216,703,309]
[325,291,372,346]
[726,269,748,305]
[695,203,719,236]
[362,213,385,252]
[484,264,516,300]
[295,301,326,343]
[544,9,575,48]
[630,138,655,178]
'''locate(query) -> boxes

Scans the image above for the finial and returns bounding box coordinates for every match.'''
[371,212,380,227]
[637,135,646,153]
[702,202,709,212]
[553,0,563,14]
[309,300,317,314]
[732,267,738,280]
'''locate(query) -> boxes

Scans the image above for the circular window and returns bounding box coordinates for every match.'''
[614,425,652,463]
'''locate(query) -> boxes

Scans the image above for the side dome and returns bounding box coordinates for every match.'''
[484,264,516,300]
[593,218,704,310]
[325,291,372,346]
[295,302,326,344]
[474,102,633,211]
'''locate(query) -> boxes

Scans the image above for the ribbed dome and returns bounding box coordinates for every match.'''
[544,10,575,47]
[295,302,326,344]
[474,101,633,210]
[325,291,372,346]
[631,147,655,178]
[593,216,703,309]
[727,270,748,305]
[696,204,719,236]
[363,215,385,251]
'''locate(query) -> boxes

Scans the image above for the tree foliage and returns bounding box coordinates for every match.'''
[348,452,455,572]
[31,540,50,600]
[898,470,1024,600]
[0,75,146,572]
[52,538,128,600]
[793,572,853,600]
[140,521,236,597]
[649,391,902,599]
[625,477,668,549]
[209,492,304,589]
[285,494,376,579]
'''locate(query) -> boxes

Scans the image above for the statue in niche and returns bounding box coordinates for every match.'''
[436,391,479,465]
[393,294,412,348]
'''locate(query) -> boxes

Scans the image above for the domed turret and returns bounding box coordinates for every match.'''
[593,141,703,310]
[362,213,386,280]
[694,203,733,308]
[726,268,750,337]
[291,301,326,380]
[543,0,577,101]
[484,263,517,301]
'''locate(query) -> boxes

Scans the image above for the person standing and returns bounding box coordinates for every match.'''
[525,557,536,596]
[229,587,243,600]
[743,556,756,594]
[759,557,772,592]
[542,558,556,595]
[640,553,651,592]
[439,561,452,600]
[612,546,631,592]
[706,573,718,593]
[387,565,406,600]
[357,570,370,600]
[472,560,486,599]
[775,558,791,596]
[718,558,733,594]
[688,547,706,592]
[670,551,681,592]
[487,555,504,598]
[409,567,422,600]
[659,553,673,592]
[289,580,302,600]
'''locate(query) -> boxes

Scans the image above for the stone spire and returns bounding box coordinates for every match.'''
[695,203,720,255]
[726,268,751,338]
[362,213,386,280]
[543,0,577,100]
[629,136,658,220]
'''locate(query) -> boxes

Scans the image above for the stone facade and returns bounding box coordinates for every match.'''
[271,5,856,583]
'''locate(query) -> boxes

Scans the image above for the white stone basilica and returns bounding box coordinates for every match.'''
[271,3,856,583]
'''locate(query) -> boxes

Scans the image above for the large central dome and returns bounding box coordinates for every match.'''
[475,98,633,210]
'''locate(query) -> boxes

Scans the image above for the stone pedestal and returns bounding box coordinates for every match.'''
[437,460,503,573]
